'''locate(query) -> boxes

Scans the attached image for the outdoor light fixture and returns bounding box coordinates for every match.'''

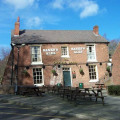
[15,64,18,70]
[58,64,61,68]
[42,65,45,69]
[86,63,88,66]
[100,62,102,65]
[26,66,29,69]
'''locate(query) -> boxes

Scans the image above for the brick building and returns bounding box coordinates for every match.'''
[2,17,109,89]
[112,43,120,85]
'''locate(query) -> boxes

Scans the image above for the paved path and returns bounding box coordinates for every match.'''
[0,102,77,120]
[0,91,120,120]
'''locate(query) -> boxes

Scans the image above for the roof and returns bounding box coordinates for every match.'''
[11,30,109,44]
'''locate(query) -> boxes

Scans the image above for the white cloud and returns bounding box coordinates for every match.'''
[79,1,99,18]
[4,0,35,9]
[26,17,42,28]
[52,0,64,9]
[52,0,99,18]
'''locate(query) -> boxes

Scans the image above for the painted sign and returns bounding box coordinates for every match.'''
[71,47,85,54]
[43,48,58,55]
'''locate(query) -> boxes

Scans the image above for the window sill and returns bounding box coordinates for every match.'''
[61,55,70,58]
[87,60,97,62]
[34,83,44,86]
[31,62,43,65]
[89,79,99,82]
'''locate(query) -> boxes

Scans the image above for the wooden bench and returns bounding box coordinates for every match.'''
[21,86,45,96]
[92,89,106,105]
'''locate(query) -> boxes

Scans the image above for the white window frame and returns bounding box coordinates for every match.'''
[31,45,43,65]
[88,65,98,82]
[33,68,44,86]
[61,46,69,58]
[87,44,97,62]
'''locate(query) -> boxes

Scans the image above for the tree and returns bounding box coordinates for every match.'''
[103,33,120,57]
[109,39,119,56]
[0,47,10,84]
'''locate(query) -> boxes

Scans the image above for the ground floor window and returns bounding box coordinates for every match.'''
[33,68,43,84]
[88,65,98,81]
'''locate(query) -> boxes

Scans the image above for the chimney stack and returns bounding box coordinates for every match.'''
[14,16,20,36]
[93,25,99,35]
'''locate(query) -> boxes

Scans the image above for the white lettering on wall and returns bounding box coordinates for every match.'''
[71,47,85,54]
[43,48,58,55]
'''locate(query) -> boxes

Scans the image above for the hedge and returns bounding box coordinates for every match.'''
[108,85,120,96]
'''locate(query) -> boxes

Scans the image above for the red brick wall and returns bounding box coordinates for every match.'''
[3,43,109,88]
[112,43,120,85]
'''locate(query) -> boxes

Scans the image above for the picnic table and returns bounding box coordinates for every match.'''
[21,86,45,96]
[95,83,105,89]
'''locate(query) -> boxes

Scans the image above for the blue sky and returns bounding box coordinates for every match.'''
[0,0,120,47]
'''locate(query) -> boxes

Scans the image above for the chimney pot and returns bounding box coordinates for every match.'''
[14,16,20,36]
[93,25,99,35]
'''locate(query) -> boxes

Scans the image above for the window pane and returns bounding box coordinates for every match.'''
[31,46,41,62]
[87,45,96,61]
[61,47,68,56]
[89,65,97,80]
[33,68,43,84]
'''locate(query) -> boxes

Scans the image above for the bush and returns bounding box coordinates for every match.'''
[108,85,120,96]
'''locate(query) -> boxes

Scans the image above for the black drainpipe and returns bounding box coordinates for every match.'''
[10,44,14,85]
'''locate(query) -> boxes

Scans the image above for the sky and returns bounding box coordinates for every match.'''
[0,0,120,47]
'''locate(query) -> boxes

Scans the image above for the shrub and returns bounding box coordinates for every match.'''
[108,85,120,96]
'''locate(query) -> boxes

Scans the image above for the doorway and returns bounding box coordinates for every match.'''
[63,68,71,86]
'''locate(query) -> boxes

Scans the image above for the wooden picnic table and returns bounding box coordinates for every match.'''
[95,83,104,89]
[22,86,45,96]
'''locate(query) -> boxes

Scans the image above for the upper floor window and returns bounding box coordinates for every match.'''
[61,46,69,57]
[87,45,96,61]
[31,46,42,64]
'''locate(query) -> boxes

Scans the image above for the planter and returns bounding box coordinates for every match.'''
[79,68,84,75]
[22,70,30,77]
[51,70,57,76]
[106,66,110,72]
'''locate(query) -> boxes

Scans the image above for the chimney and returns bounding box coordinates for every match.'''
[14,16,20,36]
[93,25,99,35]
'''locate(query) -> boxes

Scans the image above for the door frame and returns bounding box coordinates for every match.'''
[62,67,73,87]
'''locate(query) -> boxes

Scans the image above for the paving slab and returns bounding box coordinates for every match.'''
[0,91,120,120]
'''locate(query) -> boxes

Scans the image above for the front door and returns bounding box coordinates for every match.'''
[63,68,71,86]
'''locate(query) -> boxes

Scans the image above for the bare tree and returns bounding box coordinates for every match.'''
[103,33,120,57]
[109,39,119,56]
[0,47,10,84]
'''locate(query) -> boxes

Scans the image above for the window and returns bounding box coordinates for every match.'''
[62,68,70,71]
[87,45,96,61]
[31,46,42,64]
[88,65,98,82]
[61,47,69,57]
[33,68,43,85]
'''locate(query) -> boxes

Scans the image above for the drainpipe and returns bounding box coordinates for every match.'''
[10,44,14,85]
[15,46,20,94]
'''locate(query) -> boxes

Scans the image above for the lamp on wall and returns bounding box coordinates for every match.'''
[42,65,45,69]
[26,66,29,69]
[86,63,88,66]
[58,64,61,69]
[100,62,102,65]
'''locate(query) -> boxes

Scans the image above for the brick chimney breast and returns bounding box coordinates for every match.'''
[14,16,20,36]
[93,25,99,35]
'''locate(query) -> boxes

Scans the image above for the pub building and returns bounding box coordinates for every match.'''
[2,17,109,89]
